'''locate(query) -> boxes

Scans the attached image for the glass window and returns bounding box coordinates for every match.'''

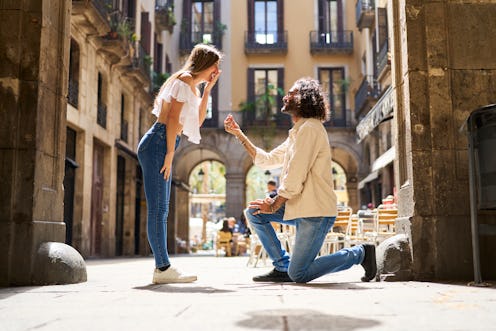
[254,0,278,44]
[192,1,214,44]
[254,69,279,120]
[319,68,346,126]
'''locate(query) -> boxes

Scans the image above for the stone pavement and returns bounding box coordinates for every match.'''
[1,254,495,331]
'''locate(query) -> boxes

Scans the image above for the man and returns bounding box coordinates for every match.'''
[224,78,376,283]
[267,180,278,198]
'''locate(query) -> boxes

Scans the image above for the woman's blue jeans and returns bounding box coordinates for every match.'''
[245,205,365,283]
[137,122,180,269]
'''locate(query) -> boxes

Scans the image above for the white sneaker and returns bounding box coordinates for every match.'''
[152,266,197,284]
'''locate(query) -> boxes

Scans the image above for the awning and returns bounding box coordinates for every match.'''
[356,86,395,142]
[358,171,379,190]
[371,147,395,172]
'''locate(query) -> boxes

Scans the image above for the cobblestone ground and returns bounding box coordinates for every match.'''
[1,254,495,331]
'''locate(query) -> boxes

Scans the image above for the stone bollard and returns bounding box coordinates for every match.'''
[376,234,413,281]
[32,242,87,285]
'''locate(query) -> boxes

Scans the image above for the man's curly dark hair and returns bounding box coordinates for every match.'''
[283,78,330,122]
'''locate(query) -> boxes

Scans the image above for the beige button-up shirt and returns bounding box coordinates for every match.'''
[254,118,337,220]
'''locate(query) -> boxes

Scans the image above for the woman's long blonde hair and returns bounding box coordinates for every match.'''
[154,44,222,106]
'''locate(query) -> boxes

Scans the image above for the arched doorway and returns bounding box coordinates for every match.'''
[332,161,349,207]
[188,160,226,252]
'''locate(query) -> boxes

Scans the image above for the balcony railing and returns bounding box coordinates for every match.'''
[309,30,353,55]
[179,30,223,55]
[376,42,389,77]
[324,108,352,128]
[244,31,288,54]
[354,75,379,115]
[71,0,113,35]
[68,79,79,108]
[132,42,152,83]
[155,0,175,33]
[97,103,107,129]
[356,0,375,30]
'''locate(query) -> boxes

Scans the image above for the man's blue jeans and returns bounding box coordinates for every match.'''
[137,122,180,269]
[245,205,365,283]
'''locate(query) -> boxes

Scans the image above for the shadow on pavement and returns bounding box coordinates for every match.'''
[133,284,234,293]
[287,282,380,290]
[236,309,381,330]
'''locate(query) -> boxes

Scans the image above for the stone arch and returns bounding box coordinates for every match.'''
[329,138,361,212]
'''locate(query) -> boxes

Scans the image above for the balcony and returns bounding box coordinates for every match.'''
[72,0,112,36]
[324,109,353,128]
[244,31,288,55]
[309,31,353,55]
[97,103,107,129]
[125,42,152,87]
[376,42,390,79]
[179,30,223,55]
[354,75,380,117]
[356,0,375,30]
[155,1,175,33]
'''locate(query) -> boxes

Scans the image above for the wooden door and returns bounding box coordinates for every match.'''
[90,142,104,256]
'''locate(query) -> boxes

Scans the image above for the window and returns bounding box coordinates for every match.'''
[199,84,218,128]
[319,0,343,33]
[246,68,287,126]
[319,67,346,127]
[181,0,221,53]
[97,72,107,128]
[192,0,214,44]
[254,0,277,43]
[68,39,80,108]
[247,0,284,45]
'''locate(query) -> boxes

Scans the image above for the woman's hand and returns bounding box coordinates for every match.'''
[205,70,222,93]
[248,197,275,215]
[160,152,174,180]
[224,114,241,136]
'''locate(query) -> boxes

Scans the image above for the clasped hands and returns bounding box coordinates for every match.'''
[249,197,275,215]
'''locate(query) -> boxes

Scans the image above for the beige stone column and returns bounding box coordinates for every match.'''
[225,172,246,220]
[0,0,85,285]
[391,1,496,280]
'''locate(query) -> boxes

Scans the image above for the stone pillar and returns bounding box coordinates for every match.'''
[391,1,496,280]
[225,172,246,219]
[0,0,86,285]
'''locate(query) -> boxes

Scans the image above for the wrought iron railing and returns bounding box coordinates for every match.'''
[376,42,389,76]
[244,30,288,54]
[354,75,379,114]
[132,42,152,83]
[179,30,223,54]
[309,30,353,54]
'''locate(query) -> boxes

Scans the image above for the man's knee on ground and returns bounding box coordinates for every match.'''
[288,267,308,283]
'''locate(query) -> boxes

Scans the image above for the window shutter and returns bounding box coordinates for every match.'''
[277,0,284,33]
[214,0,222,48]
[277,68,284,112]
[183,0,192,38]
[247,68,255,122]
[247,0,254,33]
[141,12,151,55]
[378,8,388,48]
[318,0,325,33]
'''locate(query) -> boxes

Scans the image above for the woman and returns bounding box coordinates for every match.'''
[224,78,376,283]
[138,44,222,284]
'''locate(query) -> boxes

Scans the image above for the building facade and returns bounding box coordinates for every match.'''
[65,0,390,257]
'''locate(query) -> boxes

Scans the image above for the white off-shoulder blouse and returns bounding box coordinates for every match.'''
[151,79,202,144]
